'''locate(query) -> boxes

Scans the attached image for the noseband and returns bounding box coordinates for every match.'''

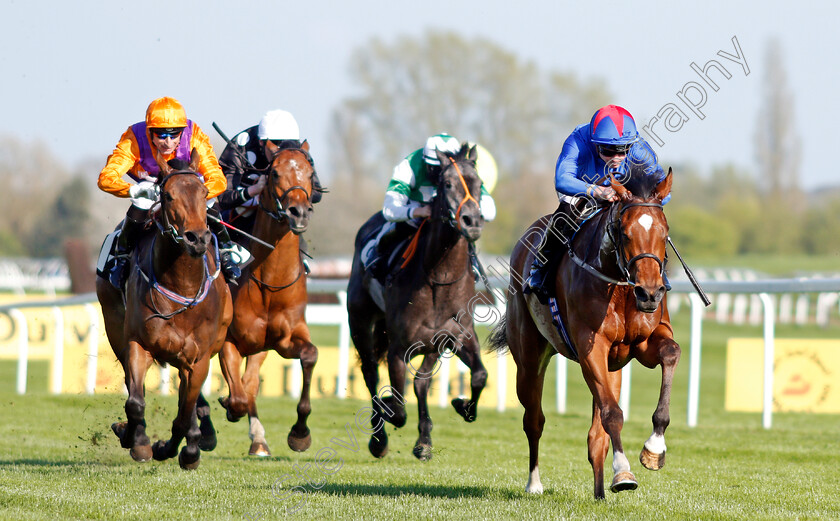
[608,202,666,285]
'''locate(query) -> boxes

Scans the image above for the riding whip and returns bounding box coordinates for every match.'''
[667,236,711,307]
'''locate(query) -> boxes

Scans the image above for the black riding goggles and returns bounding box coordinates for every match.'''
[598,144,630,157]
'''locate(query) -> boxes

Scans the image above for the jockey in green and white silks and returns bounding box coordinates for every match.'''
[362,133,496,278]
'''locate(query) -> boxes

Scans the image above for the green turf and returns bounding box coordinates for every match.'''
[0,308,839,520]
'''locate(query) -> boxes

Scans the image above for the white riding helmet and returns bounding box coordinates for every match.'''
[257,109,300,140]
[423,133,460,165]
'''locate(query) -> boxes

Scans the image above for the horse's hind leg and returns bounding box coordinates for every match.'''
[153,358,210,470]
[636,319,681,471]
[412,352,441,461]
[451,335,488,423]
[241,351,271,456]
[196,393,216,451]
[351,312,390,458]
[287,338,317,452]
[111,341,154,462]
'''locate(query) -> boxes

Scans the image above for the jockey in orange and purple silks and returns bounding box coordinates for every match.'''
[98,96,240,289]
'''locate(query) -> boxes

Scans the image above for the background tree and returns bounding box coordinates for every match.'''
[753,38,803,253]
[310,31,610,256]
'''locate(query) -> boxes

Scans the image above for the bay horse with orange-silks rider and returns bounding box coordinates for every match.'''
[96,150,232,469]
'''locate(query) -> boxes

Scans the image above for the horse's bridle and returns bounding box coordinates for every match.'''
[608,201,667,285]
[438,157,481,238]
[152,170,206,244]
[258,147,314,223]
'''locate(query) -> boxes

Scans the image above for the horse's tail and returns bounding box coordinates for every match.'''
[486,315,509,354]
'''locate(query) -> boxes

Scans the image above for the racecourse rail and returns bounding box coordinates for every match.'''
[3,276,840,430]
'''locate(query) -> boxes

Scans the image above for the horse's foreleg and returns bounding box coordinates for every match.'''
[451,336,487,423]
[412,352,440,461]
[196,393,217,452]
[587,398,611,500]
[112,341,153,462]
[287,339,317,452]
[580,354,637,497]
[636,322,681,471]
[153,358,209,470]
[218,340,248,422]
[241,351,271,456]
[382,348,409,428]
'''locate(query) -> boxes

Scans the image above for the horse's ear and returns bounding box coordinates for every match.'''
[655,168,673,201]
[189,148,200,172]
[153,148,172,177]
[300,139,310,152]
[435,149,449,167]
[609,175,632,201]
[467,144,478,162]
[264,139,279,160]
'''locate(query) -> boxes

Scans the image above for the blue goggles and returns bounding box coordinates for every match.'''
[151,129,183,140]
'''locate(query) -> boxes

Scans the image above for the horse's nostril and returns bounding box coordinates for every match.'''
[634,286,650,302]
[462,215,473,227]
[184,231,198,244]
[289,206,301,218]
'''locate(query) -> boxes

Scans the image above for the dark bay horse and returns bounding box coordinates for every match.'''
[488,168,680,499]
[218,139,317,456]
[347,144,488,461]
[96,150,232,470]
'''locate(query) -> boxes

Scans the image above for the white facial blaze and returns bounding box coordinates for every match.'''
[637,214,653,231]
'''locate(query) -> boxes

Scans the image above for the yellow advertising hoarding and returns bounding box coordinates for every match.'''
[726,338,840,413]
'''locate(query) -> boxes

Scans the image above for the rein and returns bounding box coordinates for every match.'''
[248,258,305,292]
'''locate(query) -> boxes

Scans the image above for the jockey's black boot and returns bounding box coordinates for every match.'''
[109,210,145,290]
[525,205,578,305]
[208,207,241,284]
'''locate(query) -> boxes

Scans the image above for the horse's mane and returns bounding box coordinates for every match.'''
[619,162,661,200]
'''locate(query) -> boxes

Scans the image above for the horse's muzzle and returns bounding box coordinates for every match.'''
[183,228,212,257]
[286,204,312,235]
[633,284,666,313]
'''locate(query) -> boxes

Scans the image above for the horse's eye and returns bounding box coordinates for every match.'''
[163,192,173,202]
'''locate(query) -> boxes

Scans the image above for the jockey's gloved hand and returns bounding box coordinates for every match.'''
[589,185,618,202]
[129,181,159,201]
[129,181,160,210]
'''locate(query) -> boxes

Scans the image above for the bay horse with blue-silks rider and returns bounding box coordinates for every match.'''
[488,165,680,499]
[96,149,232,470]
[347,143,488,461]
[217,139,318,457]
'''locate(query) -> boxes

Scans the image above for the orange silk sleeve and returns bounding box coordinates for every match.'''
[98,127,141,198]
[189,123,227,199]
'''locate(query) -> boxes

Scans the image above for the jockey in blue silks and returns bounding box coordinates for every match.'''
[524,105,670,304]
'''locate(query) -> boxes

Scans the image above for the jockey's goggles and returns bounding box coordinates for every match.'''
[598,144,630,157]
[151,129,183,140]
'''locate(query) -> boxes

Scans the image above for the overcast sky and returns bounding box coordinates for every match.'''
[1,1,834,189]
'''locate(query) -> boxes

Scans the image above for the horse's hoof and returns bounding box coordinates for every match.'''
[111,422,130,448]
[451,398,477,423]
[640,447,666,470]
[287,429,311,452]
[369,435,388,458]
[609,471,638,493]
[178,448,200,470]
[412,444,433,461]
[129,444,153,462]
[218,397,242,423]
[152,440,172,461]
[249,441,272,457]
